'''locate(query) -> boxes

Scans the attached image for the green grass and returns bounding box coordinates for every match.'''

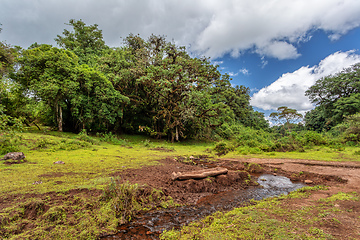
[225,145,360,162]
[0,131,215,195]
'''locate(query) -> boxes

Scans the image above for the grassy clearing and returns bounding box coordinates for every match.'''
[225,146,360,162]
[0,131,214,195]
[160,187,360,240]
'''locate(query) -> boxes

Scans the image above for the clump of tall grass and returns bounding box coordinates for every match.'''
[101,178,175,224]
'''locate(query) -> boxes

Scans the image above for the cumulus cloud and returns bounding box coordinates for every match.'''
[255,41,301,60]
[250,51,360,112]
[1,0,360,60]
[194,0,360,59]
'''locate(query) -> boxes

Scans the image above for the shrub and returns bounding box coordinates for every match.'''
[334,113,360,143]
[214,141,234,155]
[0,115,24,154]
[303,131,328,145]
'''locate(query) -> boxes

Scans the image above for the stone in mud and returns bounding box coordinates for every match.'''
[304,179,313,184]
[1,152,25,160]
[53,161,65,164]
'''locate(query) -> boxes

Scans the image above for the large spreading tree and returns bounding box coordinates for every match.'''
[305,63,360,131]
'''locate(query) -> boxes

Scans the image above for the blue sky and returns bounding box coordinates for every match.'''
[217,27,360,115]
[219,28,360,91]
[1,0,360,117]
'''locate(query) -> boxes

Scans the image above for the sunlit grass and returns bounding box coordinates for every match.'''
[0,131,215,195]
[225,146,360,162]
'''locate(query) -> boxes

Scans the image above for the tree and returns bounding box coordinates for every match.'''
[270,106,303,132]
[99,34,256,141]
[15,44,128,132]
[16,45,79,131]
[305,63,360,131]
[55,19,108,66]
[71,64,129,132]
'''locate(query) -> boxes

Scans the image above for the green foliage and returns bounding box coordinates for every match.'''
[305,63,360,131]
[55,19,107,66]
[3,20,267,139]
[95,132,128,145]
[333,113,360,143]
[270,106,303,133]
[0,40,17,77]
[0,113,23,154]
[15,44,128,132]
[320,191,359,202]
[214,141,234,155]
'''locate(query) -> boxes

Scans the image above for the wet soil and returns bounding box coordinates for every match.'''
[101,157,359,239]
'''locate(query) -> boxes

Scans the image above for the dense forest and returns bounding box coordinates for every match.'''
[1,20,360,150]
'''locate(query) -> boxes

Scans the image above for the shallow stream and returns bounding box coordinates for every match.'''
[101,174,305,240]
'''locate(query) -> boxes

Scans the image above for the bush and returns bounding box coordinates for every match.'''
[303,131,328,145]
[0,114,24,154]
[214,141,234,155]
[96,132,128,145]
[333,113,360,143]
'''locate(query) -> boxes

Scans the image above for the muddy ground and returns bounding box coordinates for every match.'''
[1,157,360,239]
[111,156,356,205]
[108,157,360,239]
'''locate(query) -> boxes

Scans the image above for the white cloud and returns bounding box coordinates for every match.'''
[250,51,360,112]
[228,68,250,77]
[1,0,360,60]
[194,0,360,59]
[255,41,301,60]
[212,60,224,66]
[228,72,238,77]
[239,68,249,75]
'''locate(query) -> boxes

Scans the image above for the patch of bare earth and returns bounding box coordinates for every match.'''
[111,157,257,205]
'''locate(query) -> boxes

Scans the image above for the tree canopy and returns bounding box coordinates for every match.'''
[305,63,360,131]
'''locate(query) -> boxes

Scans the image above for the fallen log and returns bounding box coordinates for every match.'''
[171,167,228,181]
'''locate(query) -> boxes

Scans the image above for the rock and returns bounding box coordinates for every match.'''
[304,179,313,184]
[53,161,65,164]
[2,152,25,160]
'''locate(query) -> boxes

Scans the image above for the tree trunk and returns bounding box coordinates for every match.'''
[175,125,179,141]
[171,167,228,181]
[58,104,63,132]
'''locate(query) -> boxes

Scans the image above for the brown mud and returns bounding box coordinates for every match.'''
[101,157,359,239]
[1,157,359,239]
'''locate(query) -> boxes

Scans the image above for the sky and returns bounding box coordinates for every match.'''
[1,0,360,117]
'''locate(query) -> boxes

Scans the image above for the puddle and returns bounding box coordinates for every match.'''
[101,174,305,240]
